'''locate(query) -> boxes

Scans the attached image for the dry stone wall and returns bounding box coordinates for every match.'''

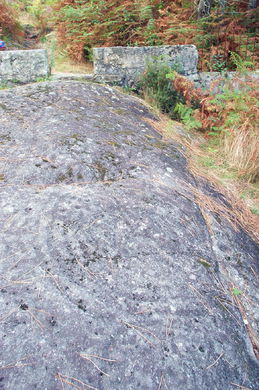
[188,70,259,92]
[1,46,257,93]
[93,46,258,91]
[0,49,49,84]
[93,45,198,86]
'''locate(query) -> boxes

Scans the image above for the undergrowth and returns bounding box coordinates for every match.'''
[174,61,258,184]
[54,0,258,67]
[2,1,257,71]
[138,57,185,118]
[11,0,57,34]
[140,53,258,188]
[0,0,23,40]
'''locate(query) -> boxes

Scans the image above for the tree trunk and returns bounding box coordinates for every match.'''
[217,0,227,13]
[196,0,212,18]
[248,0,258,8]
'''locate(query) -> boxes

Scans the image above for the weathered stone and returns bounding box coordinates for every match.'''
[51,72,123,86]
[187,70,259,92]
[94,45,198,86]
[0,81,258,390]
[0,49,49,84]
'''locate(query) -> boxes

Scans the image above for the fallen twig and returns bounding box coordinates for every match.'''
[79,354,109,377]
[189,284,213,315]
[0,356,32,370]
[75,258,96,279]
[56,373,99,390]
[231,384,252,390]
[206,352,224,369]
[157,374,169,390]
[27,310,44,330]
[85,354,116,362]
[122,320,160,347]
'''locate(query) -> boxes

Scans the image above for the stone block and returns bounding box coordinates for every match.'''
[187,70,259,93]
[0,49,49,84]
[93,45,198,86]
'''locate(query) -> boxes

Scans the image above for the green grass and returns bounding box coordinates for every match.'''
[39,32,93,74]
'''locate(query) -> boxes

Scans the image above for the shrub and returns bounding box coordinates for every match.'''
[138,57,185,119]
[174,103,202,130]
[18,0,57,34]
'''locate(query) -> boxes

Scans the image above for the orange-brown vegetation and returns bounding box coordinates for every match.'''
[0,0,23,39]
[54,0,258,69]
[171,71,259,182]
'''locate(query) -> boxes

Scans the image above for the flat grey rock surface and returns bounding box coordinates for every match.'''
[0,81,258,390]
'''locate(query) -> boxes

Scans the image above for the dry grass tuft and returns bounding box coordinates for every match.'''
[231,288,259,360]
[221,119,258,183]
[145,115,259,241]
